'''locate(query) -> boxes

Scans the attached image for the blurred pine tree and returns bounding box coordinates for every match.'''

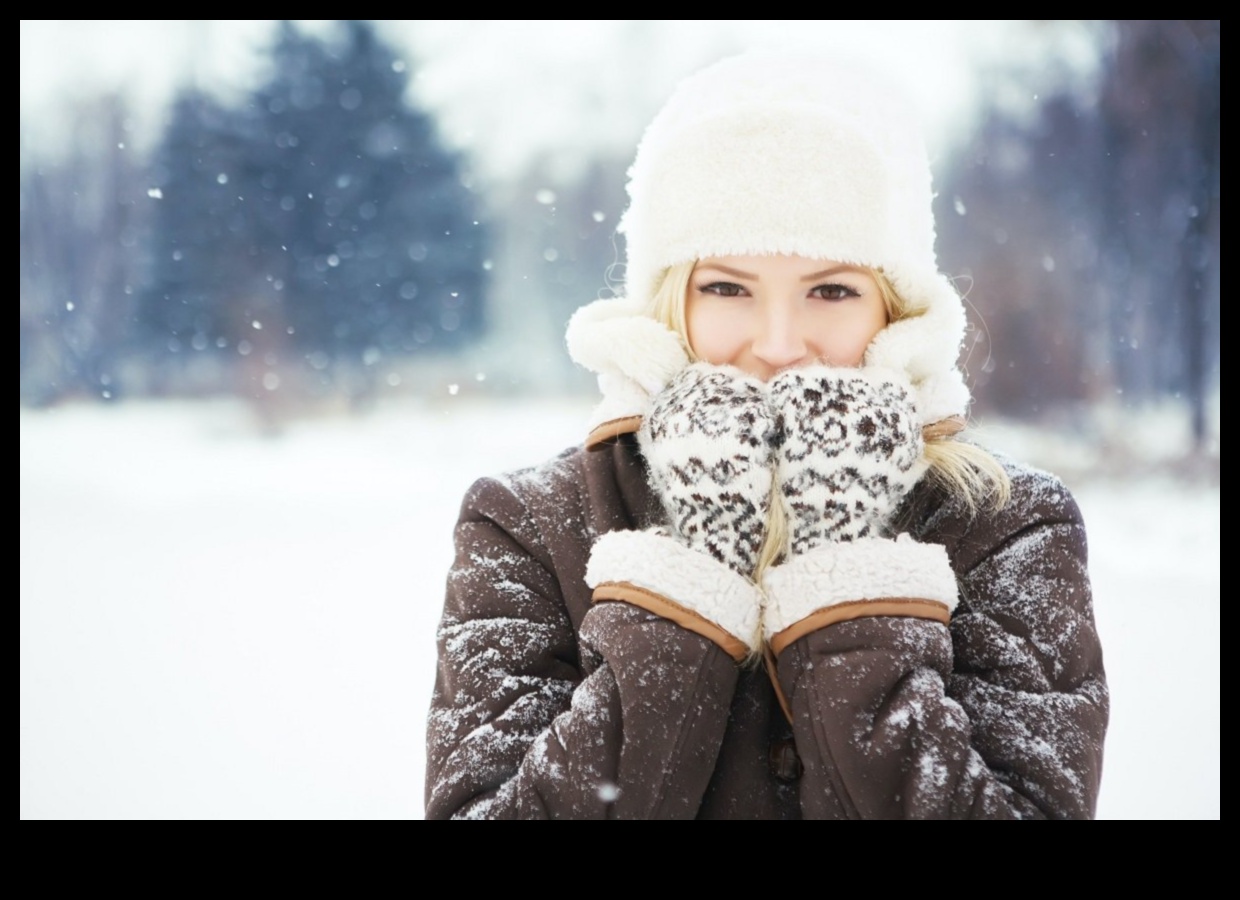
[139,20,489,406]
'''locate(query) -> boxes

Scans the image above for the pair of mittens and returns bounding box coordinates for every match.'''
[641,361,926,573]
[589,360,937,664]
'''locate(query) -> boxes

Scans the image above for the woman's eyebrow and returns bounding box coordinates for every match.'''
[800,265,866,281]
[694,262,868,281]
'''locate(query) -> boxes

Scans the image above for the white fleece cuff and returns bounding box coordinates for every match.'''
[762,534,958,640]
[586,529,762,653]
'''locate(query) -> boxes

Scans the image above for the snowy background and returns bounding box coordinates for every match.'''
[21,21,1219,818]
[20,397,1219,819]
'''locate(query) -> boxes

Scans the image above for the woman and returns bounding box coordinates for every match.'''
[425,53,1108,819]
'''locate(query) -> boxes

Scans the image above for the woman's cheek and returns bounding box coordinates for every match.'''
[686,303,744,365]
[812,307,887,368]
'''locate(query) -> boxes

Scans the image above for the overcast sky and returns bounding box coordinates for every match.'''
[20,20,1102,182]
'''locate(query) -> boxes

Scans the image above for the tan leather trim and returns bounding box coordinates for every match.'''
[921,415,967,441]
[585,416,644,451]
[769,597,951,657]
[592,581,750,662]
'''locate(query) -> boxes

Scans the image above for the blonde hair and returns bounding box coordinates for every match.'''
[645,260,1011,581]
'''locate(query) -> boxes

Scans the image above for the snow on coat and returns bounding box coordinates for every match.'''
[424,437,1108,819]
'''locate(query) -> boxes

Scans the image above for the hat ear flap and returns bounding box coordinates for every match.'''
[864,273,970,424]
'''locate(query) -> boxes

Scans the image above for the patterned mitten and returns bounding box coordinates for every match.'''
[639,362,777,575]
[769,366,926,554]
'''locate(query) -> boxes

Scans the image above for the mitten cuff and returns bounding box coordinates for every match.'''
[762,535,958,656]
[586,529,763,661]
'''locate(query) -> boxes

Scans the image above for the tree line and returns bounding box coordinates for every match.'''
[20,22,1218,447]
[935,20,1219,446]
[21,21,488,410]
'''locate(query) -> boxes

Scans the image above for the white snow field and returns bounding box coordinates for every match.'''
[20,398,1219,819]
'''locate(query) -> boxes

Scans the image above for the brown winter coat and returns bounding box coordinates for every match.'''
[424,434,1108,819]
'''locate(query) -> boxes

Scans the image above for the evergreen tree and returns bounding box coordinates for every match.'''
[248,20,487,395]
[140,20,489,402]
[140,90,257,392]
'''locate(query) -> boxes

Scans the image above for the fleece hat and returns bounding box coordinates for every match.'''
[614,51,971,426]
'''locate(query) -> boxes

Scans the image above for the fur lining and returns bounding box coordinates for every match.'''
[762,534,958,640]
[585,373,649,438]
[913,373,972,431]
[586,529,763,653]
[863,276,971,424]
[565,297,690,433]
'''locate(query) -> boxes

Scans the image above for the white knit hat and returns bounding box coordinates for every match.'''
[614,51,970,426]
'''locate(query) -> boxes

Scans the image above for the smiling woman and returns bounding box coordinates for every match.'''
[425,51,1108,820]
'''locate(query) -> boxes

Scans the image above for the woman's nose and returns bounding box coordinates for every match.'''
[750,304,809,371]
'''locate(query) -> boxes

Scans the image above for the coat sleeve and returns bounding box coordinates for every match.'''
[768,475,1108,819]
[424,476,742,819]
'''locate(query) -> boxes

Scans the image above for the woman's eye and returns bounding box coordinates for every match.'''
[700,282,746,298]
[810,283,861,301]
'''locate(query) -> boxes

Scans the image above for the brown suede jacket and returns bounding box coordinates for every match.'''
[424,434,1108,819]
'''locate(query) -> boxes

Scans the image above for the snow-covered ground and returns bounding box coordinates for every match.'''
[20,397,1219,819]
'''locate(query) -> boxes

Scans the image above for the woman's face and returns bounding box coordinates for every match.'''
[685,254,889,381]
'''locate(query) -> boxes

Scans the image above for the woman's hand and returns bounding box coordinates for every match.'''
[768,366,925,555]
[587,362,774,661]
[639,362,777,575]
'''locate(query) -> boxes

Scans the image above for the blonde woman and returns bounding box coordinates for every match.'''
[425,53,1108,819]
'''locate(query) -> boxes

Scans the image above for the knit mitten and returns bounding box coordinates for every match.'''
[769,366,926,555]
[639,362,777,575]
